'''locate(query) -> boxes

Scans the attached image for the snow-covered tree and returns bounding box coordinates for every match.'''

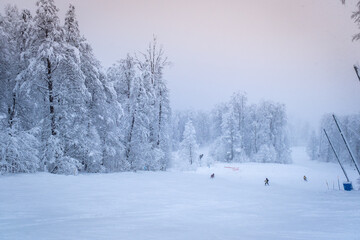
[180,120,199,166]
[0,5,40,174]
[171,110,211,151]
[137,37,172,170]
[211,104,244,162]
[64,4,81,47]
[107,37,172,171]
[23,0,66,173]
[307,130,319,160]
[62,4,108,173]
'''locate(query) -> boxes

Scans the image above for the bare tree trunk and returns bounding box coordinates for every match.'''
[157,90,162,146]
[125,107,138,171]
[189,145,192,165]
[47,58,56,136]
[8,92,16,129]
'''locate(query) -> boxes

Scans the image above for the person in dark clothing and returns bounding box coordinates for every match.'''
[264,178,269,186]
[210,173,215,178]
[303,175,307,181]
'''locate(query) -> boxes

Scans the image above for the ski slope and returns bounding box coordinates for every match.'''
[0,147,359,240]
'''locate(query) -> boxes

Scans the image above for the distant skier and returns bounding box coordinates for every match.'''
[303,175,307,181]
[264,178,269,186]
[211,173,215,179]
[199,154,204,160]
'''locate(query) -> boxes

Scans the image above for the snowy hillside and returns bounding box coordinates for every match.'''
[0,147,359,240]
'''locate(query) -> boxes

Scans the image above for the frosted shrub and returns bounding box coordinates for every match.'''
[0,129,39,174]
[53,156,81,175]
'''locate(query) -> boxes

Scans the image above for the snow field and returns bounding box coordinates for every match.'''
[0,147,359,240]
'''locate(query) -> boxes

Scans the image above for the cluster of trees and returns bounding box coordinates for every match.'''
[307,114,360,167]
[210,92,291,164]
[172,92,291,165]
[0,0,171,174]
[107,47,171,172]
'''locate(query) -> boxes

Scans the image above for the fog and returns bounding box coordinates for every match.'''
[1,0,360,127]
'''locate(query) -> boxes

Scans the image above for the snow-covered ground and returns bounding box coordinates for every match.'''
[0,147,359,240]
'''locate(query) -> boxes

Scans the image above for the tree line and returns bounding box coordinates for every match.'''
[172,92,291,168]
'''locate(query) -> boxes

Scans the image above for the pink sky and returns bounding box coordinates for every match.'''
[1,0,360,126]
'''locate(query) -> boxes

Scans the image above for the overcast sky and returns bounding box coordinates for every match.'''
[1,0,360,127]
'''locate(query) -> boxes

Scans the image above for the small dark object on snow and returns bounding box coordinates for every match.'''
[199,154,204,160]
[264,178,269,186]
[303,175,307,181]
[210,173,215,178]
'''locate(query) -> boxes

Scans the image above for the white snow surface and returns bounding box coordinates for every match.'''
[0,147,359,240]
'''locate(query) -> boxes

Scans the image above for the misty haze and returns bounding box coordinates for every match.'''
[0,0,359,239]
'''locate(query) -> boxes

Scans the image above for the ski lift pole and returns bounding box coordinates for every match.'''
[354,65,360,83]
[323,129,350,182]
[332,114,360,176]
